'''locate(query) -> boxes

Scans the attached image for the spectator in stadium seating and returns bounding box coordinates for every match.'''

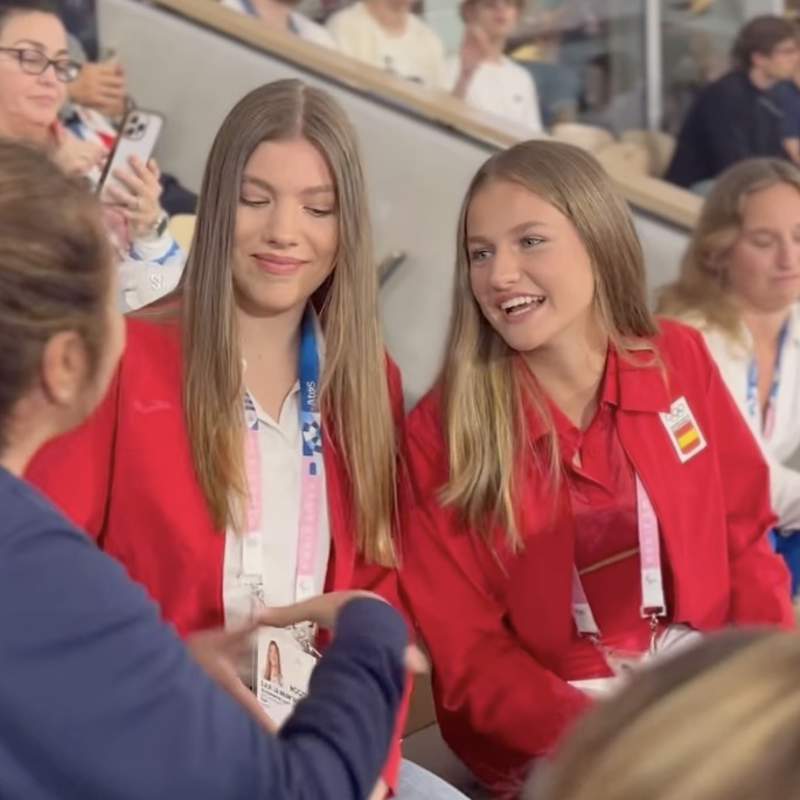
[400,138,793,797]
[447,0,543,133]
[532,629,800,800]
[26,78,469,800]
[659,158,800,597]
[221,0,337,49]
[0,0,184,306]
[50,0,128,120]
[53,0,197,215]
[0,144,414,794]
[0,0,183,305]
[327,0,447,88]
[666,15,799,191]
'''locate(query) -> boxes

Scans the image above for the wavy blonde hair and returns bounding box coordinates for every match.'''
[534,629,800,800]
[657,158,800,340]
[159,80,397,565]
[441,140,656,549]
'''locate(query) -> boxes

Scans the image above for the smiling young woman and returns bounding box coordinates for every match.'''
[399,139,794,799]
[25,79,440,799]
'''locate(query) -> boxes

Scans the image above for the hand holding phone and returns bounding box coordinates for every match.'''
[69,57,127,115]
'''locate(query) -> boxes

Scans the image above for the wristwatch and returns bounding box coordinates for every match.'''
[141,210,169,241]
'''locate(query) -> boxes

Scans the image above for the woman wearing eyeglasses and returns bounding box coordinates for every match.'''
[0,0,181,280]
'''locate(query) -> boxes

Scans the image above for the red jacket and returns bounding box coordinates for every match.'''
[401,320,793,795]
[27,316,410,789]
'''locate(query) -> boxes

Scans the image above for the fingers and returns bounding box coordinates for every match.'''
[73,62,127,108]
[404,644,429,675]
[105,157,162,229]
[103,181,140,210]
[98,88,127,107]
[147,158,161,181]
[257,591,382,630]
[255,596,325,630]
[97,77,126,95]
[93,66,126,91]
[127,155,161,186]
[111,161,148,196]
[87,142,108,165]
[126,156,163,202]
[217,621,262,656]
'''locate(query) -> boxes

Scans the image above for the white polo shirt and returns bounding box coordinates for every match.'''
[680,305,800,530]
[446,55,543,133]
[223,382,331,682]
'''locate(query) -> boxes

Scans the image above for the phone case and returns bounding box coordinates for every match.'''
[99,110,164,199]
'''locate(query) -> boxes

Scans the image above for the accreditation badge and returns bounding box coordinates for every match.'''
[659,395,707,464]
[256,626,319,728]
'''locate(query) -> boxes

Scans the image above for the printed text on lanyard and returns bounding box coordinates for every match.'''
[241,307,324,611]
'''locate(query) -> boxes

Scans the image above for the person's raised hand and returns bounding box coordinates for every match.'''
[459,24,493,76]
[69,58,127,118]
[103,156,163,239]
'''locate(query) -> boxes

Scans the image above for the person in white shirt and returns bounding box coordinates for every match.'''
[447,0,543,133]
[326,0,447,88]
[221,0,337,49]
[658,157,800,594]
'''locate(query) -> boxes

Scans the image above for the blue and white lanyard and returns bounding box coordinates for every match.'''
[242,306,324,603]
[746,321,789,440]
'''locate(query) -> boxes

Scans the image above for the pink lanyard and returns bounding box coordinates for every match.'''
[571,475,666,642]
[240,309,324,604]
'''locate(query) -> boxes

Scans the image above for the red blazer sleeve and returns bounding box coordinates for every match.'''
[400,398,591,789]
[698,339,794,628]
[25,368,121,544]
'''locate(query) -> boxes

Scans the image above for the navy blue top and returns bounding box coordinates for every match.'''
[773,79,800,141]
[0,466,406,800]
[666,70,788,188]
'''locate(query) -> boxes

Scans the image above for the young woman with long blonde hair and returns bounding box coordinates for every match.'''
[659,158,800,594]
[400,139,793,799]
[26,79,464,800]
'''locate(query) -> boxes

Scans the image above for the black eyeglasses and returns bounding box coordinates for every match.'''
[0,47,81,83]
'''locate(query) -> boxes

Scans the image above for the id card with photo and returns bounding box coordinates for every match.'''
[256,626,319,728]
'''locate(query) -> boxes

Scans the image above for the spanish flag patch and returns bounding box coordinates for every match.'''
[659,396,707,463]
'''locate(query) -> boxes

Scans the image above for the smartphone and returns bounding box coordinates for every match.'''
[98,109,164,199]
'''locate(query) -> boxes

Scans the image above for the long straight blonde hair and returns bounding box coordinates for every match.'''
[442,140,657,549]
[167,80,397,565]
[657,158,800,339]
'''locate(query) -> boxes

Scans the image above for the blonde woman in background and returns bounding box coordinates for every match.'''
[532,629,800,800]
[659,158,800,596]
